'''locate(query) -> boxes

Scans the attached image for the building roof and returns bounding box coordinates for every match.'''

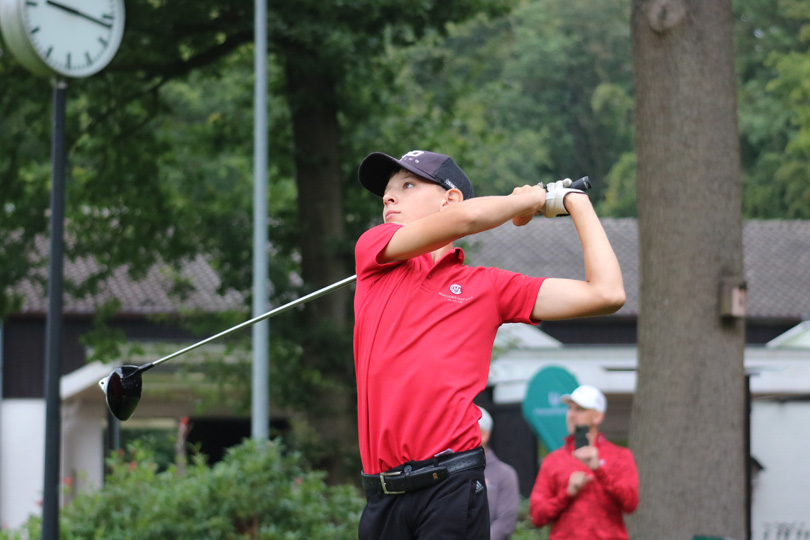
[9,219,809,320]
[11,248,244,316]
[463,218,810,320]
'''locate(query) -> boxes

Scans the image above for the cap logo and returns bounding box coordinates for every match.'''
[449,284,462,295]
[402,150,425,159]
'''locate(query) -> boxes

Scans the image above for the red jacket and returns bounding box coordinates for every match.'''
[529,433,638,540]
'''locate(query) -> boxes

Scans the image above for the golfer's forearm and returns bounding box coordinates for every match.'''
[388,194,540,259]
[453,192,543,234]
[568,196,625,310]
[448,186,546,237]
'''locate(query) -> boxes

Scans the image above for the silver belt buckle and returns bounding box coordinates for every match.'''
[380,471,405,495]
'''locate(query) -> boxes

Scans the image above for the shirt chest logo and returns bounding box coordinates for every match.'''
[438,283,473,304]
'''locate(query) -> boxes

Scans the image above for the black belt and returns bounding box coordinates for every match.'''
[361,447,485,495]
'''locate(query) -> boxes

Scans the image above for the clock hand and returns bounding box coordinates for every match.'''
[45,0,112,29]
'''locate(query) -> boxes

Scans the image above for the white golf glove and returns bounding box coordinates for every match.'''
[540,178,584,218]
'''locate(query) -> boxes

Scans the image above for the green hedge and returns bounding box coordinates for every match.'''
[2,439,364,540]
[512,498,550,540]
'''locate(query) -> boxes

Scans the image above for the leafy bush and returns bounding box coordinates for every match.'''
[512,497,550,540]
[1,439,364,540]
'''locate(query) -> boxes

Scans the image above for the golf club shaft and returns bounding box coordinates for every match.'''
[146,274,357,370]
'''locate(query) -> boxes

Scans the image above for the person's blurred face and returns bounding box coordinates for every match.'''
[565,401,602,435]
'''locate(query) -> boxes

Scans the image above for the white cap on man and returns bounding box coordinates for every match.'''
[478,406,493,432]
[560,385,607,414]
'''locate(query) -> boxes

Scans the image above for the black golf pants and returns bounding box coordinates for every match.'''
[359,466,490,540]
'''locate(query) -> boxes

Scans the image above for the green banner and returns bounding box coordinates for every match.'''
[521,365,579,451]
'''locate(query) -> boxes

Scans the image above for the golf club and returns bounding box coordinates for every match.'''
[99,176,592,421]
[99,274,358,421]
[558,176,591,191]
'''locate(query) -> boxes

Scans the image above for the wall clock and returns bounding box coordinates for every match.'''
[0,0,125,78]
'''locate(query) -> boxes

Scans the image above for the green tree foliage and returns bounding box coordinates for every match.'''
[357,0,810,219]
[151,48,299,296]
[0,1,257,323]
[735,0,810,218]
[598,152,637,217]
[358,0,634,202]
[0,439,364,540]
[511,498,550,540]
[0,49,52,317]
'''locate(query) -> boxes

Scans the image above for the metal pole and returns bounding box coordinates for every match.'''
[41,79,67,540]
[745,374,751,540]
[0,320,4,520]
[252,0,269,441]
[106,409,120,454]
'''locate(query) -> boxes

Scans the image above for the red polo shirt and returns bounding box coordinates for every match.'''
[354,223,545,474]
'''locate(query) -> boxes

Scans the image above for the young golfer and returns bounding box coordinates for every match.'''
[354,150,625,539]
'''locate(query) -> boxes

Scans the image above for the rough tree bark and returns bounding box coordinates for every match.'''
[629,0,746,538]
[285,58,357,481]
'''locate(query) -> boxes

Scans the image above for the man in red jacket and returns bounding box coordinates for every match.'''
[529,385,638,539]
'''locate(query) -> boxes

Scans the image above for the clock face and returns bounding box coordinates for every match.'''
[17,0,125,78]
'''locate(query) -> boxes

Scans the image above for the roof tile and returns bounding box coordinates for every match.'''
[464,219,809,319]
[10,219,808,320]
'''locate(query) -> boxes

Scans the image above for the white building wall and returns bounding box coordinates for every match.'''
[750,401,810,539]
[61,398,105,506]
[1,400,45,530]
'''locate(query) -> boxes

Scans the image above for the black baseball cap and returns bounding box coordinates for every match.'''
[358,150,475,200]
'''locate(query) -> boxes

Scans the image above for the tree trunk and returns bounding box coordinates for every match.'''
[630,1,746,538]
[284,64,350,314]
[285,59,357,481]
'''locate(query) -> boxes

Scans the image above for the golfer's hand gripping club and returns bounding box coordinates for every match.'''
[538,176,590,218]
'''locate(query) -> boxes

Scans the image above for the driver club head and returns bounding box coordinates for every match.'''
[99,365,144,421]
